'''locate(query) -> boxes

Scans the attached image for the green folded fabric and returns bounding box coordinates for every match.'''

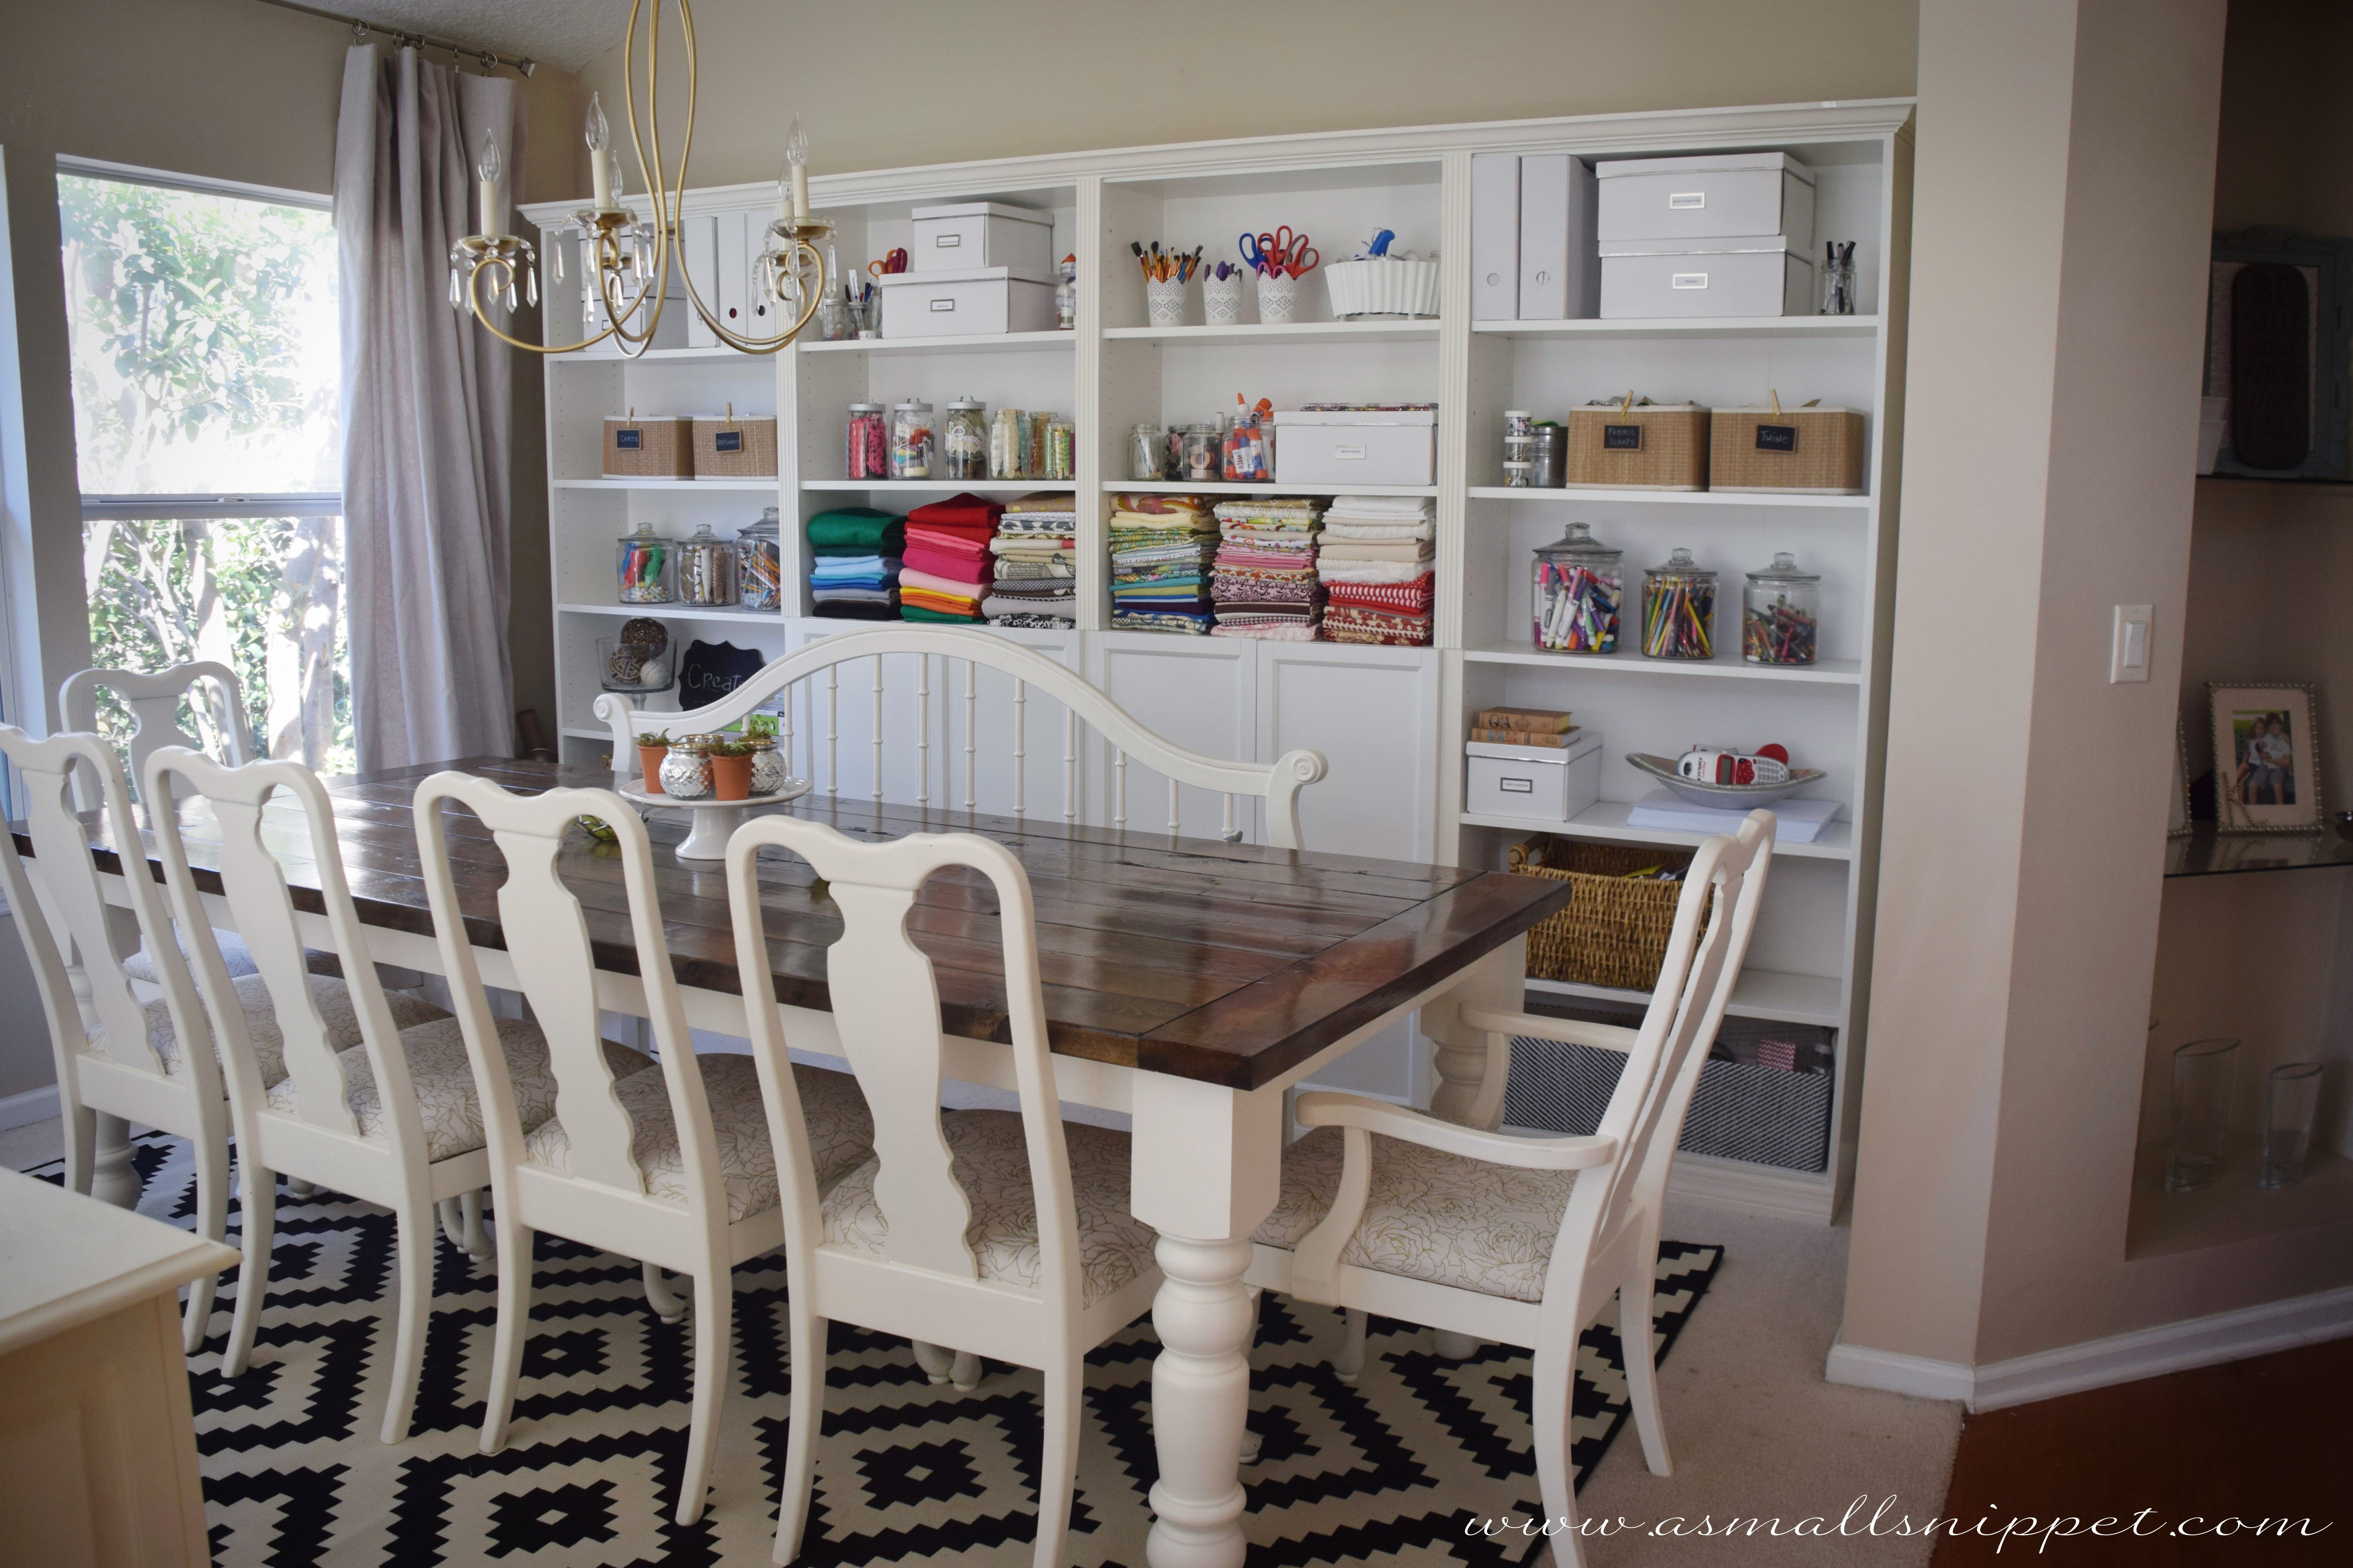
[808,508,906,550]
[900,605,981,623]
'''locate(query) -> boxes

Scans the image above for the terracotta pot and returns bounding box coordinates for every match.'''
[638,744,670,791]
[709,752,753,801]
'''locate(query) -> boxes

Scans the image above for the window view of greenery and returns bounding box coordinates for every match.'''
[60,172,350,771]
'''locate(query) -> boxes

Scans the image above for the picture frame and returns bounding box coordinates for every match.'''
[2208,682,2324,834]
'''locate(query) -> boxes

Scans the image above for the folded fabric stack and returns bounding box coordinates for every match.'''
[1317,494,1435,646]
[1208,497,1324,642]
[985,491,1079,628]
[1107,493,1217,634]
[808,507,906,621]
[898,492,1004,623]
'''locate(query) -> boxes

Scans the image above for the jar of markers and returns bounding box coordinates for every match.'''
[1531,522,1621,654]
[845,402,887,480]
[1743,551,1819,666]
[616,522,675,604]
[1642,547,1716,660]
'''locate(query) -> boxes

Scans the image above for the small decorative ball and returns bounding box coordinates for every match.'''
[638,656,669,687]
[606,645,645,683]
[619,616,670,657]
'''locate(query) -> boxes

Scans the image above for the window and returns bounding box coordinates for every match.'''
[58,164,349,771]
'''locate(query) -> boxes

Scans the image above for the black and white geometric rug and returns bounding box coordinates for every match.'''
[30,1133,1721,1567]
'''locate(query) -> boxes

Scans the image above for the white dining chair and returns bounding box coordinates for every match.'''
[411,771,874,1525]
[142,747,546,1443]
[1245,811,1775,1568]
[726,813,1165,1568]
[62,661,263,984]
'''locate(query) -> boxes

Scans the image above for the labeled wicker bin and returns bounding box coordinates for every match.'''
[1564,399,1710,490]
[1709,395,1866,494]
[603,414,695,478]
[1509,834,1698,990]
[691,411,780,477]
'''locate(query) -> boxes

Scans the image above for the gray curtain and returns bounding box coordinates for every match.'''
[335,45,520,770]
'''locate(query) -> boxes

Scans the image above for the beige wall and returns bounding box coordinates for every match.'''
[1842,0,2353,1376]
[575,0,1918,186]
[0,0,579,736]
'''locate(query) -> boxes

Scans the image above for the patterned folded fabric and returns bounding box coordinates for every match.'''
[1005,491,1076,515]
[987,613,1075,629]
[990,534,1076,553]
[1111,609,1213,634]
[1324,603,1433,646]
[981,595,1076,621]
[994,558,1076,580]
[1110,494,1211,516]
[1210,619,1321,641]
[1326,573,1435,614]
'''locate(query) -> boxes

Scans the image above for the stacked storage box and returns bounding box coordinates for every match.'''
[1595,152,1816,319]
[876,202,1059,339]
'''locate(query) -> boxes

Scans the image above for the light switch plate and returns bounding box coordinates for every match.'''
[2110,604,2152,684]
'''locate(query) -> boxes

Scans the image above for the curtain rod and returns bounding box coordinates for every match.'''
[252,0,538,75]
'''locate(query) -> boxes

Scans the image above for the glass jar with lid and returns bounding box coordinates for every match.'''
[736,506,784,611]
[889,398,935,479]
[1641,546,1717,660]
[990,407,1029,479]
[616,521,675,604]
[1743,551,1820,666]
[846,402,887,479]
[1532,521,1623,654]
[943,397,988,480]
[658,733,718,799]
[677,522,740,606]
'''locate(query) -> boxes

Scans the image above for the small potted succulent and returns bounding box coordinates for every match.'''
[706,736,757,801]
[636,729,672,792]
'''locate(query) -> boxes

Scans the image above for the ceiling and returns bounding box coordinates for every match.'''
[336,0,631,72]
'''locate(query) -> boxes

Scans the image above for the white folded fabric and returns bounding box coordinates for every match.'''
[1318,559,1436,584]
[1327,494,1433,518]
[1322,519,1434,541]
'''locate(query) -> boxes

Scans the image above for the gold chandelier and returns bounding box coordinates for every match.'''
[447,0,831,357]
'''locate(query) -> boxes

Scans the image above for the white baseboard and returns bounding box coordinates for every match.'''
[1666,1153,1838,1223]
[0,1084,59,1133]
[1827,1282,2353,1412]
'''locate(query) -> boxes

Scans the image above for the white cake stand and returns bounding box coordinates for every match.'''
[618,778,812,862]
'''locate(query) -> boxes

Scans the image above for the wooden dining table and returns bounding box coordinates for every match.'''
[34,755,1570,1568]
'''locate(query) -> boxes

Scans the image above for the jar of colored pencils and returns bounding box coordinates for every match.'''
[1641,547,1717,660]
[1743,552,1819,666]
[1531,522,1622,654]
[616,522,675,604]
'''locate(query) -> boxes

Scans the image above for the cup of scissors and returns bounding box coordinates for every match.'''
[1241,227,1318,324]
[866,248,910,281]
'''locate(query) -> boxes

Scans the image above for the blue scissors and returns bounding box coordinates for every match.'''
[1238,230,1276,274]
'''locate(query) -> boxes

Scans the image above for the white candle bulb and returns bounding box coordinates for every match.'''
[476,132,502,236]
[785,114,810,219]
[587,92,614,210]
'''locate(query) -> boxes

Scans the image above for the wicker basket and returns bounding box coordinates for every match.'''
[1509,834,1697,990]
[603,415,695,478]
[1565,399,1710,490]
[691,411,779,477]
[1709,395,1865,494]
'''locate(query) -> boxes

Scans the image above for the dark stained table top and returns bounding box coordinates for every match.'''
[22,757,1570,1091]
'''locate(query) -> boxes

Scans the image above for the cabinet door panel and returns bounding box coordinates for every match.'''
[1257,644,1438,862]
[1086,633,1259,842]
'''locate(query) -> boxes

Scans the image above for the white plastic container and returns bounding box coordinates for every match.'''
[876,265,1058,338]
[1598,238,1814,319]
[1466,732,1603,822]
[1270,408,1437,486]
[1324,257,1441,319]
[1595,152,1816,247]
[909,201,1055,275]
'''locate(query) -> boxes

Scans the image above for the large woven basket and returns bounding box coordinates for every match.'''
[1565,400,1710,490]
[692,413,780,477]
[1509,834,1697,991]
[603,415,695,478]
[1709,396,1865,494]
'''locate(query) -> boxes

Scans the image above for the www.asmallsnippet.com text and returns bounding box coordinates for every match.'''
[1466,1497,2333,1552]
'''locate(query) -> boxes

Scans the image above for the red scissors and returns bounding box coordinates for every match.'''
[866,248,909,279]
[1258,226,1320,277]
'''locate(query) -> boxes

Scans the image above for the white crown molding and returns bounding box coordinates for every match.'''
[1827,1283,2353,1412]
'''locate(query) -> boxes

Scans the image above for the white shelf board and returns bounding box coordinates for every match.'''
[1108,480,1438,497]
[1456,798,1855,861]
[1473,315,1879,341]
[551,346,762,365]
[1463,643,1864,685]
[556,477,779,491]
[801,479,1078,493]
[1527,967,1844,1028]
[1105,320,1441,347]
[1468,486,1871,509]
[558,602,790,623]
[798,330,1076,357]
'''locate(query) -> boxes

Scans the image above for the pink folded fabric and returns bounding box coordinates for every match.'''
[901,543,991,584]
[904,524,993,557]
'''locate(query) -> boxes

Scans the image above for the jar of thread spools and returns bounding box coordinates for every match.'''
[889,398,934,479]
[1045,419,1076,480]
[1183,423,1222,482]
[677,522,740,606]
[991,407,1028,479]
[616,522,675,604]
[943,397,988,480]
[1642,547,1717,660]
[845,402,887,480]
[1532,522,1622,654]
[1503,410,1535,486]
[736,507,784,611]
[1743,551,1819,666]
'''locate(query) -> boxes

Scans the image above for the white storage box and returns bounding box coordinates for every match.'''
[1599,239,1814,319]
[1270,409,1436,486]
[877,265,1058,338]
[1466,732,1602,822]
[1595,152,1815,247]
[909,201,1055,275]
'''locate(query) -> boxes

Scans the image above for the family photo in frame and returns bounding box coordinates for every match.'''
[2208,682,2324,832]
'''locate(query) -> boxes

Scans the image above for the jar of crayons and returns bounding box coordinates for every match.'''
[1641,547,1717,660]
[1531,522,1621,654]
[1743,551,1820,666]
[616,522,675,604]
[736,507,784,611]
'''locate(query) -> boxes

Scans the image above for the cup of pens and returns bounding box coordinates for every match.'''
[1203,265,1243,324]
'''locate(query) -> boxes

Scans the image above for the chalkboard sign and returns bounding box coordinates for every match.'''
[678,640,766,705]
[1755,424,1799,452]
[1603,424,1642,451]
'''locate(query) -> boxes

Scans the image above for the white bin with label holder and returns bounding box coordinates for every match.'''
[1465,732,1603,823]
[876,265,1059,338]
[1599,237,1814,319]
[909,201,1056,275]
[1595,151,1815,247]
[1270,408,1436,487]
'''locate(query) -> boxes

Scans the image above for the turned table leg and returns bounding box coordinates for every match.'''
[90,1112,140,1208]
